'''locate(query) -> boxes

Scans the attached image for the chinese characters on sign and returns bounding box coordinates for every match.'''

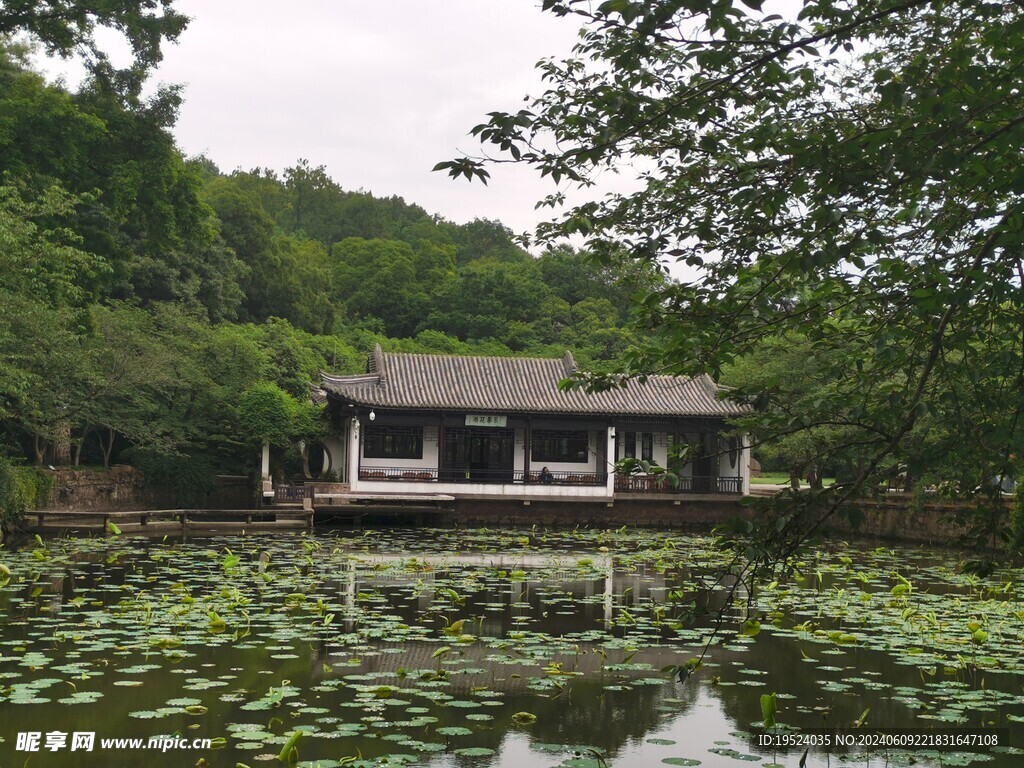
[16,731,94,752]
[465,414,507,427]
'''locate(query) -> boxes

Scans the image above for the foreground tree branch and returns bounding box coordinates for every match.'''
[445,0,1024,558]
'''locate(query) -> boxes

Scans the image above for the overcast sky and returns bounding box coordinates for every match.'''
[46,1,584,237]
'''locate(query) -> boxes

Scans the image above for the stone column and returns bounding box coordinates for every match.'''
[741,434,752,495]
[524,417,532,482]
[605,426,616,498]
[261,443,271,480]
[348,418,361,491]
[260,443,272,502]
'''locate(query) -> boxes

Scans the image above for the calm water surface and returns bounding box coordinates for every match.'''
[0,527,1020,768]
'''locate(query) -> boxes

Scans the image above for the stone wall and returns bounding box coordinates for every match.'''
[825,495,1009,548]
[46,466,154,511]
[42,467,256,511]
[436,494,1005,548]
[442,497,748,529]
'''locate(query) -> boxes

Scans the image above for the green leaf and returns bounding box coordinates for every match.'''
[740,619,761,637]
[760,692,777,728]
[277,730,303,765]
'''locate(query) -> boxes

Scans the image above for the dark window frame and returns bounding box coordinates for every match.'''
[641,432,654,463]
[531,429,589,464]
[624,431,636,459]
[363,425,424,460]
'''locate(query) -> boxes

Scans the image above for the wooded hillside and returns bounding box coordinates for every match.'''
[0,44,658,508]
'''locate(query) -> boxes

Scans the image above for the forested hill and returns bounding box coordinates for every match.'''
[197,160,657,352]
[0,45,658,499]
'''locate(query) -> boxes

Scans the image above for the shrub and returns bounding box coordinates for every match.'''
[0,458,47,523]
[236,382,322,447]
[28,468,52,508]
[122,448,215,507]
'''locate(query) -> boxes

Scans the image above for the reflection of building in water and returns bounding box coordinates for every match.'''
[326,553,623,632]
[306,631,707,758]
[326,552,741,634]
[315,552,741,682]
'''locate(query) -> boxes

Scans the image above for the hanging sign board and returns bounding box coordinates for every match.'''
[465,414,507,427]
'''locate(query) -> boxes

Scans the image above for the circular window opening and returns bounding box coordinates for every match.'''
[306,442,332,480]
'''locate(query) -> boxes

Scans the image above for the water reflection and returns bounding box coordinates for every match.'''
[0,530,1019,768]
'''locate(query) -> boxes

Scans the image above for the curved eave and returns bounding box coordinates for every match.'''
[321,391,747,420]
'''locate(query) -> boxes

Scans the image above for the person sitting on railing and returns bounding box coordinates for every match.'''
[539,466,554,483]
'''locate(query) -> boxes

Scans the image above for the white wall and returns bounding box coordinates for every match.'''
[322,436,346,480]
[719,435,739,478]
[358,479,611,499]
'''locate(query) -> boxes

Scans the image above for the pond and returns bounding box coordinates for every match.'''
[0,527,1021,768]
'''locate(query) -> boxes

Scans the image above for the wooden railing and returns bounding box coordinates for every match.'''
[360,468,438,481]
[615,475,742,494]
[354,467,741,493]
[273,485,313,503]
[517,470,608,486]
[358,467,608,486]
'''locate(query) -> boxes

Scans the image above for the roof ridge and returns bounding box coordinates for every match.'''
[378,349,574,365]
[561,350,578,377]
[320,372,381,389]
[369,343,387,381]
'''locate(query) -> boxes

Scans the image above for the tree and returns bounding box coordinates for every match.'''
[424,258,554,348]
[331,238,430,338]
[0,182,104,462]
[0,0,188,71]
[450,218,526,265]
[72,303,182,467]
[0,50,246,320]
[235,382,320,448]
[443,0,1024,555]
[722,333,864,487]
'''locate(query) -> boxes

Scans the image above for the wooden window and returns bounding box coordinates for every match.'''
[532,429,589,464]
[641,432,654,462]
[364,425,423,460]
[624,431,636,459]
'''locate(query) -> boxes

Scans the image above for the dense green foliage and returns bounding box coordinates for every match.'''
[0,0,187,71]
[236,383,321,448]
[0,37,652,501]
[0,458,49,523]
[448,0,1024,551]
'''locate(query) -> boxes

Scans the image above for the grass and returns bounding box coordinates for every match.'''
[750,471,835,486]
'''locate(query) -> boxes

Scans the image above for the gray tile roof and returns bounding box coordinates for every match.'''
[320,345,748,418]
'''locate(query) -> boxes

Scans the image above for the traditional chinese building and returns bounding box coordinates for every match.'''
[295,345,751,504]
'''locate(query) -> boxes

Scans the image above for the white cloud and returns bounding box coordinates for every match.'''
[146,0,583,235]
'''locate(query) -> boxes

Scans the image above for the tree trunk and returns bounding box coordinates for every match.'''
[73,424,93,467]
[53,419,71,464]
[102,427,116,468]
[33,433,47,466]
